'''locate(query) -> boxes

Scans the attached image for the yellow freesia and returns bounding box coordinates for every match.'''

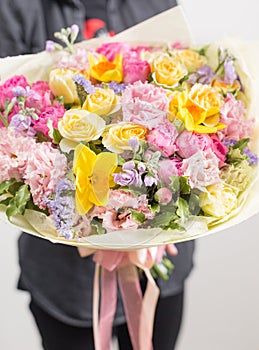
[88,53,123,82]
[73,144,118,214]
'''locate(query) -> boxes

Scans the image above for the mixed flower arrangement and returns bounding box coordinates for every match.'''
[0,25,258,246]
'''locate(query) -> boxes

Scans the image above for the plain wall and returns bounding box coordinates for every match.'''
[0,0,258,349]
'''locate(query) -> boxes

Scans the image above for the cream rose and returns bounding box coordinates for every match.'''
[82,87,120,116]
[102,122,147,153]
[199,182,238,218]
[58,108,106,142]
[49,68,79,104]
[170,49,207,72]
[152,54,188,88]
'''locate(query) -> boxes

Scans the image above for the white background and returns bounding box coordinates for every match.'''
[1,0,259,349]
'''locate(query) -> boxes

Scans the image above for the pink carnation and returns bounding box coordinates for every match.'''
[176,130,212,159]
[181,149,220,190]
[121,81,169,129]
[25,86,53,113]
[210,136,228,167]
[146,120,179,156]
[123,58,151,84]
[32,104,66,139]
[217,93,255,141]
[0,128,36,182]
[0,75,28,108]
[24,143,67,209]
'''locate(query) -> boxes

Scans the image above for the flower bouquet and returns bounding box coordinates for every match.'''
[0,6,259,349]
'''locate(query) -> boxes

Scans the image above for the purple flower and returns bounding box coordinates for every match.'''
[243,148,258,166]
[108,81,127,94]
[72,74,96,94]
[144,175,158,187]
[113,161,142,187]
[187,65,215,85]
[44,178,75,239]
[12,86,31,97]
[224,59,237,85]
[222,139,236,148]
[45,40,55,52]
[128,137,140,150]
[9,114,35,136]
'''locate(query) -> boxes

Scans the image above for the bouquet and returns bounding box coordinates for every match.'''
[0,6,259,349]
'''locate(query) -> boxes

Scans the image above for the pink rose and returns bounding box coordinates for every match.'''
[181,149,220,190]
[122,81,169,129]
[158,158,183,186]
[96,42,132,61]
[176,130,212,158]
[146,120,179,156]
[123,58,151,84]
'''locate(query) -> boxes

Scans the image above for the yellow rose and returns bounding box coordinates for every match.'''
[82,87,120,116]
[152,55,188,88]
[176,83,225,133]
[102,122,147,153]
[88,53,123,83]
[199,183,238,218]
[58,108,106,142]
[73,144,117,214]
[170,49,207,72]
[49,68,79,104]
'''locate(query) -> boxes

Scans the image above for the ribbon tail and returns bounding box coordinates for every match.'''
[118,265,143,350]
[139,268,160,350]
[99,268,117,350]
[93,263,101,350]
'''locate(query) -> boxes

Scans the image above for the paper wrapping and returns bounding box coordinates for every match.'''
[0,6,258,250]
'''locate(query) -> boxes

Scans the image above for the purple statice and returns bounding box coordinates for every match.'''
[72,74,96,94]
[44,178,75,239]
[222,139,236,148]
[108,81,127,94]
[9,114,35,137]
[187,65,215,85]
[224,59,237,85]
[12,85,32,98]
[113,161,142,187]
[243,148,259,166]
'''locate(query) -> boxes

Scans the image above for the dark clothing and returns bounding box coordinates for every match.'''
[0,0,85,57]
[18,234,194,327]
[29,291,184,350]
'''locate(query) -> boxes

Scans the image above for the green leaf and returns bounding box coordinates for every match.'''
[6,184,31,220]
[75,82,88,107]
[233,138,250,152]
[169,176,191,195]
[129,209,145,224]
[0,179,17,195]
[52,128,63,144]
[176,197,190,220]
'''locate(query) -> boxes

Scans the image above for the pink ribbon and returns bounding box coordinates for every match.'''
[78,247,161,350]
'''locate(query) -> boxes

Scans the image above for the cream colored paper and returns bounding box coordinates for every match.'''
[0,6,259,249]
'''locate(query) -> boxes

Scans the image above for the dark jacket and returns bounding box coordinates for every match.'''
[1,0,195,327]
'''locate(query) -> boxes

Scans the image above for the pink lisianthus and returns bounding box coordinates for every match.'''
[217,93,255,141]
[0,128,36,182]
[146,120,179,156]
[181,149,221,191]
[176,130,213,159]
[96,42,132,61]
[158,158,183,186]
[121,81,169,129]
[32,104,66,139]
[0,75,28,108]
[210,136,228,167]
[123,58,151,84]
[24,143,67,209]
